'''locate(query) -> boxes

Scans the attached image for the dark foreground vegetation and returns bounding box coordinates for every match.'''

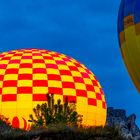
[0,94,126,140]
[0,121,126,140]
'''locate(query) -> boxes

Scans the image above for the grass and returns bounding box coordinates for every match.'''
[0,123,126,140]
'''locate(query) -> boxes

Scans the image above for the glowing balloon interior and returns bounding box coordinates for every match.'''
[118,0,140,92]
[0,49,106,129]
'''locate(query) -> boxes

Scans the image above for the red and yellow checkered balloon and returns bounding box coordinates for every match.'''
[0,48,106,129]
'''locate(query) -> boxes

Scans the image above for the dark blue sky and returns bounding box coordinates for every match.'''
[0,0,140,126]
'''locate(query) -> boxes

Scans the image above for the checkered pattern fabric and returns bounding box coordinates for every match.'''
[0,49,106,129]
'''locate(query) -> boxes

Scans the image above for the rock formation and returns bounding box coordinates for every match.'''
[106,107,140,140]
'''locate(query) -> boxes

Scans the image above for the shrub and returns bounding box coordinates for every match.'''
[0,115,10,126]
[29,94,83,128]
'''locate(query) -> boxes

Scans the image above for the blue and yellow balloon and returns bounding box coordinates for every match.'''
[118,0,140,92]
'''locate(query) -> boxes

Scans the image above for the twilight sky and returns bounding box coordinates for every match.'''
[0,0,140,126]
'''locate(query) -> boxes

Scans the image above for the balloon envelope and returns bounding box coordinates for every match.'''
[0,48,106,129]
[118,0,140,92]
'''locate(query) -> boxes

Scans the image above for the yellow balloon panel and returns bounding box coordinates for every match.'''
[0,49,107,129]
[118,0,140,93]
[119,17,140,92]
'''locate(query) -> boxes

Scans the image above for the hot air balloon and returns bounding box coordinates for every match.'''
[0,48,106,129]
[118,0,140,92]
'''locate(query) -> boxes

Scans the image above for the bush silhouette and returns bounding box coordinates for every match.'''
[29,94,83,128]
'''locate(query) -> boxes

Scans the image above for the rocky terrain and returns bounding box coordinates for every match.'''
[106,107,140,140]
